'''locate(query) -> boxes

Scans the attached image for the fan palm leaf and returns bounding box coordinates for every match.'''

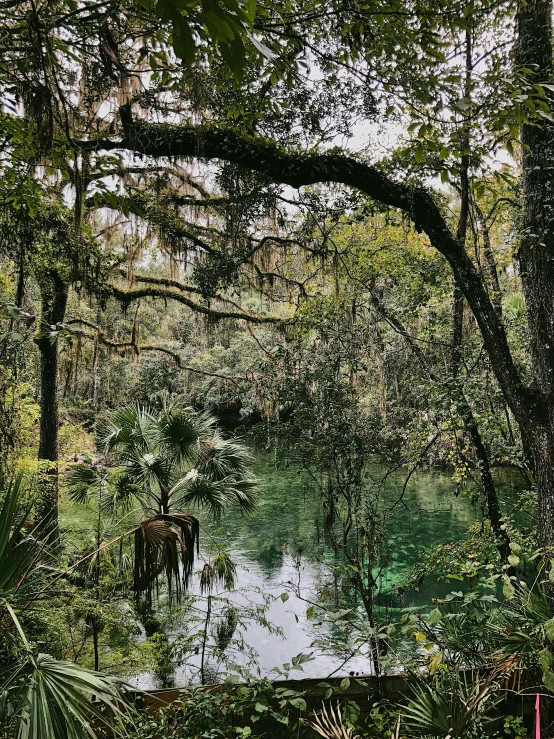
[196,434,253,480]
[154,407,209,465]
[99,405,155,457]
[132,513,199,607]
[171,472,258,518]
[0,475,41,597]
[401,681,451,738]
[0,480,134,739]
[401,671,498,739]
[2,649,129,739]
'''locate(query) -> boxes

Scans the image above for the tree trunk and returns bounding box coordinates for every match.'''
[35,272,69,544]
[89,337,100,409]
[516,0,554,550]
[474,204,503,316]
[527,423,554,548]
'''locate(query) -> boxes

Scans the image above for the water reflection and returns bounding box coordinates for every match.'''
[132,454,528,687]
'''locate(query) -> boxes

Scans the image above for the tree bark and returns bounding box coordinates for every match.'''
[516,0,554,549]
[474,203,503,316]
[35,271,69,543]
[89,337,100,409]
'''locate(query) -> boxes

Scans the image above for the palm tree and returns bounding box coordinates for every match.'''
[0,475,131,739]
[69,402,257,609]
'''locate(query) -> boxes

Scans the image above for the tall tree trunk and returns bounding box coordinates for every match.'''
[89,337,100,409]
[444,25,509,560]
[474,204,503,316]
[35,272,69,543]
[516,0,554,549]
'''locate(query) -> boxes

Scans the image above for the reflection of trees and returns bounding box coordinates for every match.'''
[214,455,319,577]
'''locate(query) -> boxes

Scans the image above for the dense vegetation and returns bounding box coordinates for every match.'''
[3,0,554,736]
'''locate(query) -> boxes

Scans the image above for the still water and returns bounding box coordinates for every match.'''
[132,453,527,688]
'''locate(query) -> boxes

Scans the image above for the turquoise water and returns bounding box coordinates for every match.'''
[132,453,528,687]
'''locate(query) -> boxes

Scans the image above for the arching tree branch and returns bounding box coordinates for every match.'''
[65,320,247,385]
[113,269,268,314]
[79,104,531,422]
[110,285,285,324]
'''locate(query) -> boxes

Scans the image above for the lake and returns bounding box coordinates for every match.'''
[131,452,529,688]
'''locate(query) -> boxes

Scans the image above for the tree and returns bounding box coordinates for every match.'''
[69,402,257,609]
[71,0,554,550]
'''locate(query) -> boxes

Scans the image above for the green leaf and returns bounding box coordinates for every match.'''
[201,10,236,41]
[428,608,442,627]
[340,677,350,692]
[508,554,520,567]
[306,605,315,619]
[428,651,443,675]
[288,697,307,710]
[219,38,246,78]
[539,648,554,673]
[170,11,196,65]
[415,145,424,164]
[544,617,554,641]
[502,578,515,600]
[544,670,554,692]
[280,592,289,602]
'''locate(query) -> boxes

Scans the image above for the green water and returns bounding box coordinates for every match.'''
[217,453,526,594]
[143,453,528,687]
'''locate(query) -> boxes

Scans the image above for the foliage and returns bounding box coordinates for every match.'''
[123,666,313,739]
[67,402,257,610]
[0,475,134,739]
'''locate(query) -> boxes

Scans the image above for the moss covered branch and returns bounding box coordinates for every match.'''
[87,103,530,420]
[66,320,247,384]
[109,284,285,324]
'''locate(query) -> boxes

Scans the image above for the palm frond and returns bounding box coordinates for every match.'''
[171,472,258,518]
[401,681,451,737]
[196,435,254,481]
[111,474,148,512]
[0,479,134,739]
[155,407,203,465]
[66,465,109,505]
[132,513,199,607]
[200,551,237,593]
[99,405,154,456]
[0,475,41,597]
[2,651,130,739]
[309,703,357,739]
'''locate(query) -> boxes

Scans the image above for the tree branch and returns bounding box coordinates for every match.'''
[65,320,247,385]
[79,104,532,422]
[109,285,285,324]
[113,269,276,314]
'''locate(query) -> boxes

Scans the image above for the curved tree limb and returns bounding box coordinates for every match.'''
[65,320,247,385]
[110,284,285,324]
[78,104,532,423]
